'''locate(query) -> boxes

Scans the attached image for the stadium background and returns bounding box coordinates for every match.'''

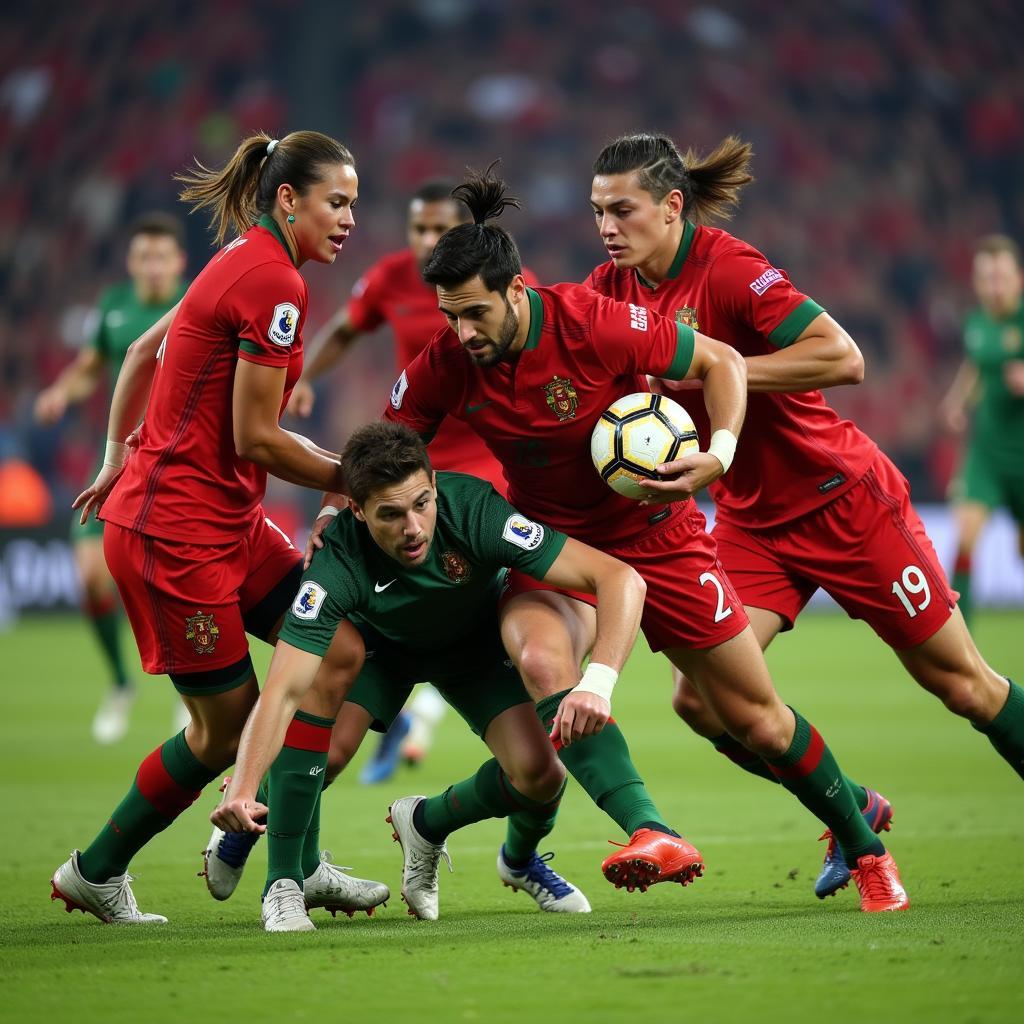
[2,4,1023,1021]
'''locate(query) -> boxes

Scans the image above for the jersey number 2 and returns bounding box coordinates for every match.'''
[699,571,733,623]
[891,565,931,618]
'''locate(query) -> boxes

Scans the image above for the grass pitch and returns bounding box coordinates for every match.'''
[1,611,1021,1024]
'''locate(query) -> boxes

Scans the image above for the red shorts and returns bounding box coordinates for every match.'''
[712,453,956,649]
[504,503,748,653]
[104,511,302,675]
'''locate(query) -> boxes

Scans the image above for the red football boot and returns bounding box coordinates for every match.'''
[600,829,704,893]
[851,851,910,912]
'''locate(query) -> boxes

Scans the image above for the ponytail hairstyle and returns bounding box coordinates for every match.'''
[176,130,355,245]
[422,162,523,293]
[593,133,753,223]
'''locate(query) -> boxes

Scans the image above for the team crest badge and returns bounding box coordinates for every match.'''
[441,550,472,584]
[543,376,579,421]
[185,611,220,655]
[675,307,699,331]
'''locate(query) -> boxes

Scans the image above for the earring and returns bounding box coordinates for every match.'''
[287,214,295,224]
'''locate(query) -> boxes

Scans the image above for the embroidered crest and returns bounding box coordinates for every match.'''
[675,307,699,331]
[185,611,220,655]
[543,376,579,421]
[441,550,472,584]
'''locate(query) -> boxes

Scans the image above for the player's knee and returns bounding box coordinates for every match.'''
[185,720,241,772]
[514,642,577,699]
[326,736,358,783]
[934,672,992,720]
[508,751,564,802]
[730,711,790,759]
[671,680,717,734]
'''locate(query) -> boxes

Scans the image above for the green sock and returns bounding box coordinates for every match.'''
[711,732,869,808]
[952,554,973,626]
[974,679,1024,780]
[79,730,216,882]
[764,708,883,868]
[417,758,564,860]
[264,710,333,895]
[300,789,323,879]
[86,599,130,688]
[536,690,671,837]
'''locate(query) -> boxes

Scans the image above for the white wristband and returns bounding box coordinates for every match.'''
[707,429,738,474]
[316,504,341,520]
[103,439,130,470]
[574,662,618,704]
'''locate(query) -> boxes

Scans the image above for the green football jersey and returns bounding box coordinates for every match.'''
[278,472,568,658]
[963,304,1024,463]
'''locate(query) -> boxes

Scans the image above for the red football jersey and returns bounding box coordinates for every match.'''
[384,284,696,547]
[586,221,878,528]
[347,249,537,486]
[103,217,305,544]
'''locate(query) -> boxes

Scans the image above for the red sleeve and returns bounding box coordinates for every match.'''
[346,264,386,333]
[222,263,306,368]
[588,291,695,381]
[381,328,459,440]
[707,247,825,348]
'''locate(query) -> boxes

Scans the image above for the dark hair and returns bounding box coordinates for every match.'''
[421,164,522,293]
[127,211,186,248]
[412,178,471,223]
[593,133,753,223]
[176,130,355,245]
[341,421,433,506]
[975,234,1021,265]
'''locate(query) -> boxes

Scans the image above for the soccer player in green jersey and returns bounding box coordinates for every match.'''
[941,235,1024,625]
[34,214,187,743]
[211,420,648,931]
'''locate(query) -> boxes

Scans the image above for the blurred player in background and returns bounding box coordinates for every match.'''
[941,235,1024,625]
[34,214,187,744]
[586,133,1023,900]
[51,130,387,929]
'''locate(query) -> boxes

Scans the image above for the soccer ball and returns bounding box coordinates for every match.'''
[590,392,700,499]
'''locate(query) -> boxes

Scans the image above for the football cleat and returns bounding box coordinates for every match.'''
[201,824,262,900]
[851,851,909,912]
[91,687,136,745]
[386,795,452,920]
[601,828,704,893]
[262,878,315,932]
[815,788,894,899]
[497,847,591,913]
[303,852,390,918]
[359,713,412,785]
[50,851,167,924]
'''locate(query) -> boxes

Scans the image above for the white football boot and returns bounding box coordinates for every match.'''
[91,687,135,745]
[50,851,167,924]
[496,847,591,913]
[386,796,452,920]
[262,878,315,933]
[303,852,390,918]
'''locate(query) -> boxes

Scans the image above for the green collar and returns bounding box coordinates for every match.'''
[257,213,298,266]
[523,287,544,351]
[635,219,696,290]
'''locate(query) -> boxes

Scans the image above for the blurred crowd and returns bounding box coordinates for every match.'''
[3,0,1023,514]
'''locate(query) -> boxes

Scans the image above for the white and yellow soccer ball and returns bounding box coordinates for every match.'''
[590,392,700,499]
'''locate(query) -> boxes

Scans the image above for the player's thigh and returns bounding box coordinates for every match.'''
[342,628,417,735]
[239,512,304,644]
[482,701,564,795]
[103,522,251,675]
[952,501,992,554]
[308,618,365,716]
[72,533,114,595]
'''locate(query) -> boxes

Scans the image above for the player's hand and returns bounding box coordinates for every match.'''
[1004,359,1024,397]
[73,464,125,524]
[550,688,610,747]
[286,379,315,418]
[304,511,334,569]
[939,401,968,435]
[638,451,724,505]
[34,387,67,425]
[210,796,268,834]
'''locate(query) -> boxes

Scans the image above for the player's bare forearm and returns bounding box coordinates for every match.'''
[285,429,341,462]
[107,306,178,440]
[303,310,360,382]
[241,428,345,491]
[744,314,864,393]
[55,350,105,405]
[697,345,747,436]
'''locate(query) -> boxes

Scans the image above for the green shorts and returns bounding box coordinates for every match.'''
[951,445,1024,522]
[345,623,529,738]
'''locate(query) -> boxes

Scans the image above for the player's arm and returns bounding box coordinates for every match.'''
[743,312,864,392]
[939,359,980,434]
[72,305,179,522]
[539,538,646,745]
[212,641,325,832]
[34,348,106,424]
[286,308,362,417]
[232,360,345,490]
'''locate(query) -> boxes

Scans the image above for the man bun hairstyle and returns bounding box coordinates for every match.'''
[341,421,433,507]
[422,162,523,293]
[594,132,753,223]
[176,130,355,245]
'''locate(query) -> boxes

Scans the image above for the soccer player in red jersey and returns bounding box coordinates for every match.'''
[586,133,1023,897]
[372,168,909,911]
[50,131,387,929]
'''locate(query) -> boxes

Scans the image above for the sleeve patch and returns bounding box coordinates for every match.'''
[291,581,327,620]
[390,369,409,410]
[629,303,649,331]
[749,268,784,296]
[502,514,545,551]
[269,302,300,347]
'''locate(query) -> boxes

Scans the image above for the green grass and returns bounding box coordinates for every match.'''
[1,611,1022,1024]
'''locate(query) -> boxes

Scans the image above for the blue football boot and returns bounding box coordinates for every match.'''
[815,787,894,898]
[359,712,412,785]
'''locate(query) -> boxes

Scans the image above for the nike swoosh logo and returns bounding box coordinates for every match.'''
[309,765,324,776]
[374,580,396,593]
[464,400,493,414]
